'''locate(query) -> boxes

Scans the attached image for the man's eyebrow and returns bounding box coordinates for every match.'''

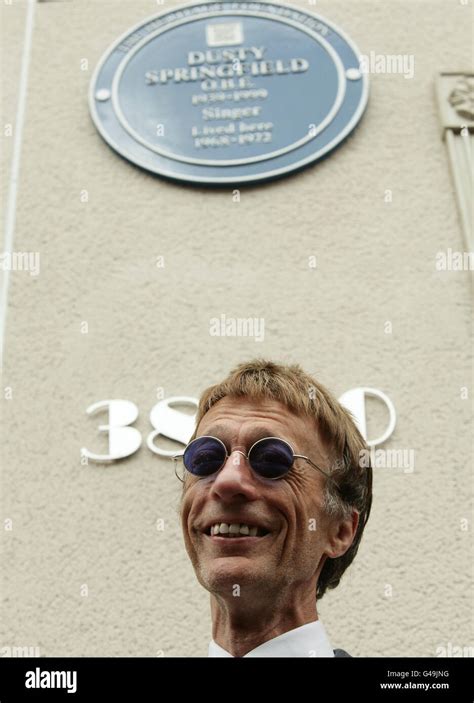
[197,423,228,438]
[197,424,286,445]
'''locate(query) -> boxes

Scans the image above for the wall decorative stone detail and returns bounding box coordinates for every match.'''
[437,72,473,253]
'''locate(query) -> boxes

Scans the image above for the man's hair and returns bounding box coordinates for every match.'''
[189,358,373,600]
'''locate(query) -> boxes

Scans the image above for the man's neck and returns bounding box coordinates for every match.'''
[210,593,319,657]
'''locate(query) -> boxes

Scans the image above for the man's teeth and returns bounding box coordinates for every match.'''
[211,523,263,537]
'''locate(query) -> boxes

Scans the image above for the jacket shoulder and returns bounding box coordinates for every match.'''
[333,648,352,657]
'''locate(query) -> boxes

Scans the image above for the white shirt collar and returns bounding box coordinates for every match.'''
[208,620,335,657]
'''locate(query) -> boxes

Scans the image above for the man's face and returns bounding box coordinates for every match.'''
[180,396,339,606]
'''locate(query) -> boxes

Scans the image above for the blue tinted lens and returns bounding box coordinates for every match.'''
[249,438,293,478]
[183,437,226,476]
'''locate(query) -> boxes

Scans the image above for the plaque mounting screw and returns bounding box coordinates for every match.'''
[346,68,361,80]
[95,88,111,101]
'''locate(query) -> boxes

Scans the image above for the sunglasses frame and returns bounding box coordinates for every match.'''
[172,434,333,483]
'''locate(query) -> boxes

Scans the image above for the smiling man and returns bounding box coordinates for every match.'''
[178,359,373,657]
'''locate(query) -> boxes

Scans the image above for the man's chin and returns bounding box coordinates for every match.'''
[197,556,268,594]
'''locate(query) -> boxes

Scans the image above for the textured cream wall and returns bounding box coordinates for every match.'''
[1,0,472,658]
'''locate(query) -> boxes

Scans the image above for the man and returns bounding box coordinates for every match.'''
[178,359,372,657]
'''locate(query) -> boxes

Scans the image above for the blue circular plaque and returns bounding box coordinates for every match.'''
[89,1,369,185]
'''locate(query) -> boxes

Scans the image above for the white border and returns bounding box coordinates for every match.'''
[89,0,369,185]
[0,0,36,370]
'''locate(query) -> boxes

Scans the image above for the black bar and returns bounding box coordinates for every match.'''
[0,657,471,701]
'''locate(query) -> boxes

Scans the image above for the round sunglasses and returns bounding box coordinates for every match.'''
[173,435,333,482]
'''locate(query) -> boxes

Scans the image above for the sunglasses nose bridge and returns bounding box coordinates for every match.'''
[213,448,256,481]
[225,448,249,469]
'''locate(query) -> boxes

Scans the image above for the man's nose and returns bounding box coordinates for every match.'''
[209,450,260,502]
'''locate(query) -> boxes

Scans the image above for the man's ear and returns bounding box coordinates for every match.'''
[324,510,359,559]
